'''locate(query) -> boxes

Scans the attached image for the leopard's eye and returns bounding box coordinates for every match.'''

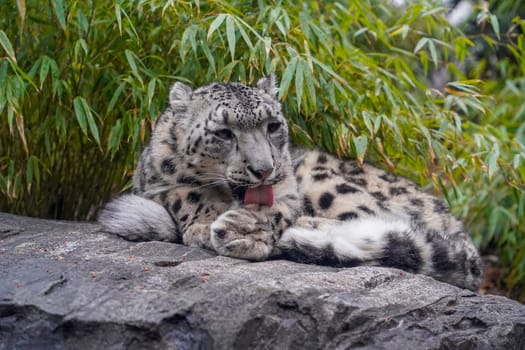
[215,128,234,140]
[267,122,282,133]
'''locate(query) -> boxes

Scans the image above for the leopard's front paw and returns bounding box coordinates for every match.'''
[210,209,273,261]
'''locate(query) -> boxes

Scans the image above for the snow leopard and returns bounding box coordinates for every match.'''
[99,75,482,291]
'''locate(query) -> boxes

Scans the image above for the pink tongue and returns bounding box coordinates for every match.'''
[244,185,274,207]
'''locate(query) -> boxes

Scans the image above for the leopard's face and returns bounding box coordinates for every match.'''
[168,76,291,197]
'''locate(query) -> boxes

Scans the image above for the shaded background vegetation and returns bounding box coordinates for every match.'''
[1,0,524,299]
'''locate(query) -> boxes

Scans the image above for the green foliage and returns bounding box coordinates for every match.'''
[0,0,524,296]
[447,2,525,299]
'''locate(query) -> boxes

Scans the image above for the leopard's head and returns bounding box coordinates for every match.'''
[160,75,291,205]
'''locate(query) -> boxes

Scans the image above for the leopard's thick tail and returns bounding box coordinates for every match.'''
[275,215,482,290]
[98,194,180,242]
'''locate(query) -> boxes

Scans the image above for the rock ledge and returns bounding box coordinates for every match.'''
[1,213,524,349]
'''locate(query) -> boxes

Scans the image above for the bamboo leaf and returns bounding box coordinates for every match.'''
[353,135,368,165]
[310,57,347,86]
[147,78,157,107]
[107,82,125,114]
[180,25,198,58]
[221,61,237,81]
[16,0,26,22]
[304,66,316,111]
[513,154,521,170]
[392,24,410,39]
[200,37,216,74]
[226,15,236,61]
[73,97,88,136]
[490,14,500,40]
[15,110,28,156]
[82,99,101,146]
[49,58,60,96]
[115,4,123,34]
[354,27,368,38]
[26,156,33,188]
[428,39,438,66]
[296,60,305,112]
[39,56,50,88]
[77,8,89,36]
[275,18,287,37]
[125,50,139,77]
[52,0,67,31]
[108,119,123,155]
[486,143,500,179]
[362,111,374,135]
[120,6,139,40]
[0,30,16,63]
[207,13,226,40]
[235,19,254,50]
[13,173,22,198]
[414,37,428,53]
[7,105,14,132]
[263,36,272,58]
[278,56,298,99]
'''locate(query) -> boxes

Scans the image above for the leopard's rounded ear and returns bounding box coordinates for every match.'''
[257,73,278,99]
[169,82,193,107]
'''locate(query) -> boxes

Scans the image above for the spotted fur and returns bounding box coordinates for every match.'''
[99,76,482,290]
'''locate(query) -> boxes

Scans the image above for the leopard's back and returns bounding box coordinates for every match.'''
[294,149,461,233]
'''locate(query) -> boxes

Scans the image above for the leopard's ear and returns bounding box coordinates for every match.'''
[169,82,192,107]
[257,74,278,99]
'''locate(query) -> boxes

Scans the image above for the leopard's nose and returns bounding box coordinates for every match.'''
[247,166,273,180]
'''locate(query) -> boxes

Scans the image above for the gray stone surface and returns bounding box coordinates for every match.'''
[1,212,524,350]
